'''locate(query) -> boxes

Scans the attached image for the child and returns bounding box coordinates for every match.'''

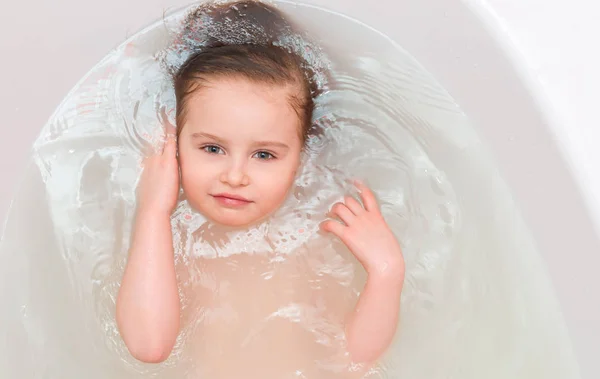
[116,1,405,377]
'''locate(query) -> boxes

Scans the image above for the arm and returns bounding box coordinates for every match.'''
[116,209,180,363]
[345,259,404,364]
[116,132,181,363]
[321,181,405,364]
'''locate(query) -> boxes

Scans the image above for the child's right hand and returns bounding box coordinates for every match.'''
[137,126,180,216]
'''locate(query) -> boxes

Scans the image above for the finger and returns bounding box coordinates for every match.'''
[330,202,355,226]
[319,220,346,239]
[142,155,158,167]
[165,122,177,140]
[142,136,162,158]
[354,180,378,212]
[163,133,177,158]
[159,106,177,136]
[344,196,364,215]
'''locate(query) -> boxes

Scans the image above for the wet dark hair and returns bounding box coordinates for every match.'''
[173,1,317,143]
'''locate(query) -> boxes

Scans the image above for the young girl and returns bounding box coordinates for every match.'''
[116,1,405,377]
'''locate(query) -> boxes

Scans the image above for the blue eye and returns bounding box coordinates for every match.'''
[203,145,224,154]
[253,151,275,160]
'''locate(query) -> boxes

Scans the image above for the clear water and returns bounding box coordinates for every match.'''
[0,1,579,379]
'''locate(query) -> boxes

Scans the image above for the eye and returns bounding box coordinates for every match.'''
[253,151,275,160]
[202,145,225,155]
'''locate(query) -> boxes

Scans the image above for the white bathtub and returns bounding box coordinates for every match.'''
[1,0,598,378]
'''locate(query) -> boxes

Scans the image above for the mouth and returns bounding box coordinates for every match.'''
[211,193,253,207]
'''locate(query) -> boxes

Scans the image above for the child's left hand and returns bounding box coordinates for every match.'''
[320,181,404,278]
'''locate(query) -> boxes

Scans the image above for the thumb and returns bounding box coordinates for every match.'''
[320,220,345,240]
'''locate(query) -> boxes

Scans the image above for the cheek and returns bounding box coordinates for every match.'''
[252,161,298,202]
[179,150,212,188]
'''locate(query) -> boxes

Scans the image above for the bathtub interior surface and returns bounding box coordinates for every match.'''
[1,0,598,378]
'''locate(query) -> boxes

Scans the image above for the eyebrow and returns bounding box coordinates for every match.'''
[190,132,290,150]
[252,141,290,150]
[191,132,226,144]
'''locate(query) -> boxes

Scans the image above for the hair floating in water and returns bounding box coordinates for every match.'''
[157,0,331,94]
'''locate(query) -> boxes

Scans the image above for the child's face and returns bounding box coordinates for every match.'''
[177,78,303,227]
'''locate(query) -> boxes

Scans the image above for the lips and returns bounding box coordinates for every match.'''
[211,193,252,207]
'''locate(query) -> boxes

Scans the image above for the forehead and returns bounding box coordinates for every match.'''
[181,78,301,142]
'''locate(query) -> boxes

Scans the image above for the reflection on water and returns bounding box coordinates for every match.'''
[0,1,579,379]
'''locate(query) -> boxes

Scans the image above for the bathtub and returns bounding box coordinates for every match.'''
[1,0,598,378]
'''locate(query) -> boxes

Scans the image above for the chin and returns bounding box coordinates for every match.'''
[210,214,258,228]
[194,203,264,229]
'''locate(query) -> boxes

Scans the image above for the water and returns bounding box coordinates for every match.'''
[0,1,579,378]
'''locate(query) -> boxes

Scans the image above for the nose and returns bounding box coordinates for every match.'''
[219,156,250,187]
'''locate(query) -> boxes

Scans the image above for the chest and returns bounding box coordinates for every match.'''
[186,253,359,379]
